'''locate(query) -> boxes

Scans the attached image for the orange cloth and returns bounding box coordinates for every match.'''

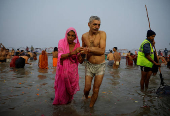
[53,58,58,67]
[39,51,48,69]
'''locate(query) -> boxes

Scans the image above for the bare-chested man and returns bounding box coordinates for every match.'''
[0,43,6,63]
[113,47,121,69]
[6,49,12,62]
[81,16,106,107]
[27,51,34,60]
[52,47,58,67]
[107,50,114,66]
[11,49,15,56]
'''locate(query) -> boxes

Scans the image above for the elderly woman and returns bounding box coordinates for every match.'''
[53,27,84,105]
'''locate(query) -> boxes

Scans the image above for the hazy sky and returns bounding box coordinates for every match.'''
[0,0,170,51]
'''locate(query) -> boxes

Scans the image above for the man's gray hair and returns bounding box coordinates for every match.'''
[89,16,100,23]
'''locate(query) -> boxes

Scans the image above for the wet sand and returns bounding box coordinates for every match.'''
[0,56,170,116]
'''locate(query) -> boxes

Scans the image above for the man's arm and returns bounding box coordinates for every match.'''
[107,54,109,60]
[145,54,160,66]
[143,43,160,66]
[88,31,106,55]
[25,57,31,64]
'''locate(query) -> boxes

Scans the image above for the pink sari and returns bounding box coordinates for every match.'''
[53,27,80,105]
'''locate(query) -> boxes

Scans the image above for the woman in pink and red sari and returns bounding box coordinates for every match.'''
[53,27,84,105]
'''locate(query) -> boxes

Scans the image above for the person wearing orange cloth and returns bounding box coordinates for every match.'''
[126,51,134,66]
[52,47,58,67]
[38,50,48,69]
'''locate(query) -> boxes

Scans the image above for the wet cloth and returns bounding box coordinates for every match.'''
[15,57,25,68]
[53,58,58,67]
[85,61,106,77]
[10,56,19,68]
[108,60,114,66]
[53,27,80,105]
[6,58,11,63]
[39,51,48,69]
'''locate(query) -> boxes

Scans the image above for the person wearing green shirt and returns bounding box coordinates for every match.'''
[137,30,161,90]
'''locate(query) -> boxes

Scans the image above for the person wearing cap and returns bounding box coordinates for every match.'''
[137,30,161,90]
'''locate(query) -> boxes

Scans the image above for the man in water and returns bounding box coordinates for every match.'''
[137,30,161,90]
[107,50,114,66]
[6,49,12,63]
[15,54,32,68]
[27,51,34,60]
[11,49,15,56]
[82,16,106,107]
[52,47,58,67]
[113,47,121,69]
[164,48,168,60]
[0,43,6,63]
[20,50,25,56]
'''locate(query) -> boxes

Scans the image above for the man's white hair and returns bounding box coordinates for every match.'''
[89,16,100,23]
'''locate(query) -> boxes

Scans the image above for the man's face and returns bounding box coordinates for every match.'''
[113,48,116,52]
[67,31,76,44]
[6,50,9,53]
[148,35,155,42]
[88,20,100,33]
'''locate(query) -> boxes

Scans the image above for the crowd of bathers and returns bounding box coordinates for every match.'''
[0,43,37,68]
[0,43,59,69]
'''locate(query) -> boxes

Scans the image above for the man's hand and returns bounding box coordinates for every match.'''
[80,47,89,54]
[72,47,84,55]
[76,47,84,53]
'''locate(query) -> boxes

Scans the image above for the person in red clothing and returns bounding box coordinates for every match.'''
[126,51,134,66]
[10,52,20,68]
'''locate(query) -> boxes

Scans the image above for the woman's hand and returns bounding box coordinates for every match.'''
[72,47,84,55]
[80,47,89,54]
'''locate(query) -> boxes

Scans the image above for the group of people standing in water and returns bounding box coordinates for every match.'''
[1,16,170,107]
[52,16,170,107]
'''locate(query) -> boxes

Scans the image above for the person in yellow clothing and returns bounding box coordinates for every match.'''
[137,30,161,90]
[52,47,58,67]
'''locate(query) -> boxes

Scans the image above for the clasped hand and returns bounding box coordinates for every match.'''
[76,47,90,54]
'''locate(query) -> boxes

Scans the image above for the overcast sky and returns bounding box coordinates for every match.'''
[0,0,170,51]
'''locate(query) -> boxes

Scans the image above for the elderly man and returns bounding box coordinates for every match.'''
[0,43,6,63]
[81,16,106,107]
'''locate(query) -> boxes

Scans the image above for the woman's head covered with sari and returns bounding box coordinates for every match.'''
[54,27,80,95]
[53,27,80,104]
[57,27,80,66]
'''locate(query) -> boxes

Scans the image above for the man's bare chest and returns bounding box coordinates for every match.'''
[0,51,6,56]
[84,36,100,47]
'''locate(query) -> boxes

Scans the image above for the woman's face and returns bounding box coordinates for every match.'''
[67,30,76,44]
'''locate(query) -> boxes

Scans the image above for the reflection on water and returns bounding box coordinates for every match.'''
[38,68,48,73]
[37,75,47,80]
[0,57,170,116]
